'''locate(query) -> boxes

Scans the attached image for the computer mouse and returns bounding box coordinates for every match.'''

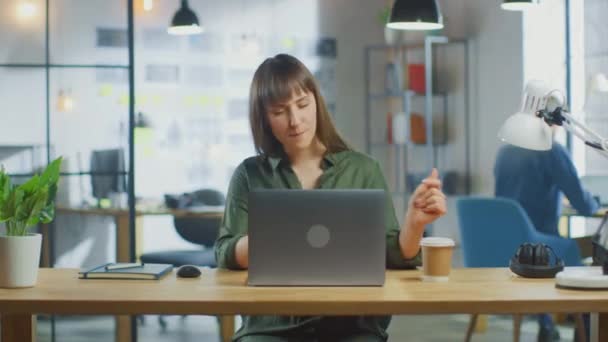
[176,265,202,278]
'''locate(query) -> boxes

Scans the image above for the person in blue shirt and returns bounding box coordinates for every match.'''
[494,142,598,237]
[494,141,599,342]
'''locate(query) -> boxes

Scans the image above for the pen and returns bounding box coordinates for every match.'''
[105,262,144,270]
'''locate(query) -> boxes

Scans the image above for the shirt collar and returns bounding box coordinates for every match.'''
[267,150,348,171]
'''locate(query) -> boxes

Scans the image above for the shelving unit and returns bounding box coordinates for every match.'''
[364,36,470,215]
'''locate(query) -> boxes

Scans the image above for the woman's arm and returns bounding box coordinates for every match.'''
[369,162,446,267]
[234,235,249,268]
[214,164,249,269]
[399,169,446,259]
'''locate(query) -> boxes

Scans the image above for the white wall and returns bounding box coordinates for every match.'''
[460,0,525,195]
[317,0,384,151]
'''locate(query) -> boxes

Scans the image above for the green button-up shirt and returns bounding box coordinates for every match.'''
[214,150,421,340]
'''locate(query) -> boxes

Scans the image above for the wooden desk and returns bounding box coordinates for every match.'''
[38,206,224,342]
[2,268,608,342]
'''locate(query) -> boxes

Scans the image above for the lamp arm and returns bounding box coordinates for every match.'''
[559,110,608,154]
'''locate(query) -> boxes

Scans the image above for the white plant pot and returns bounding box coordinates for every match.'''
[0,233,42,288]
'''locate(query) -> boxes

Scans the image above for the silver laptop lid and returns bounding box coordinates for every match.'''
[248,189,386,286]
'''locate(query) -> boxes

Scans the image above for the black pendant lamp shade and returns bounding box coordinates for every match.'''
[387,0,443,31]
[168,0,203,35]
[501,0,539,11]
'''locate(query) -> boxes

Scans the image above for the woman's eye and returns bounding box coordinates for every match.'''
[272,110,284,116]
[297,102,309,108]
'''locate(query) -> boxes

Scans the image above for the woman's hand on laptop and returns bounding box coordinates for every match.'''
[407,168,447,228]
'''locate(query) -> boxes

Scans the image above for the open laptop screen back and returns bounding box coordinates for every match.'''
[248,189,386,286]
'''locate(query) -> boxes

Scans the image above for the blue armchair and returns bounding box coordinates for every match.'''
[456,196,584,342]
[457,196,582,269]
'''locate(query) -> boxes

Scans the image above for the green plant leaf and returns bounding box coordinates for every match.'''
[11,188,28,222]
[17,174,40,196]
[0,166,11,202]
[0,157,62,235]
[26,188,49,227]
[39,157,62,188]
[0,166,11,221]
[39,204,55,224]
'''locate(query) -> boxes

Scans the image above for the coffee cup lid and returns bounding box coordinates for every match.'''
[420,237,455,247]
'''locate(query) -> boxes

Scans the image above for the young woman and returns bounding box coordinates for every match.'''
[215,53,446,342]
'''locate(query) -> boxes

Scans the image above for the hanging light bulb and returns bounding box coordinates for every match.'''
[17,0,37,19]
[168,0,203,35]
[57,90,75,112]
[143,0,153,12]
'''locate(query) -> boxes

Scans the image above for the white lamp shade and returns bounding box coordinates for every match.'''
[498,112,553,150]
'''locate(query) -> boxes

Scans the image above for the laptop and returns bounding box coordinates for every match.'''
[248,189,386,286]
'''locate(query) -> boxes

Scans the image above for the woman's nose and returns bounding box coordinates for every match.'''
[288,111,301,127]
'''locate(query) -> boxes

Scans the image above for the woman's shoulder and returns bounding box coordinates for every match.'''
[233,156,264,173]
[328,150,378,171]
[330,150,378,168]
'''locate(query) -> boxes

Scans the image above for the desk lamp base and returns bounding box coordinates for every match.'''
[555,267,608,290]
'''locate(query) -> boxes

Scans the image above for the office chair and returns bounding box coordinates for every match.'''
[456,196,586,342]
[140,189,234,342]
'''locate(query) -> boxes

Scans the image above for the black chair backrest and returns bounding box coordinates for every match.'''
[173,189,225,247]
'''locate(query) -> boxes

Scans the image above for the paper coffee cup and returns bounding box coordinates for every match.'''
[420,237,455,282]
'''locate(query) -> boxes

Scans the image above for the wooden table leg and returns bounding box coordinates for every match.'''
[220,315,235,342]
[115,214,138,342]
[115,214,131,263]
[116,315,132,342]
[1,314,36,342]
[512,314,522,342]
[465,314,477,342]
[135,216,143,262]
[40,224,51,268]
[596,312,608,342]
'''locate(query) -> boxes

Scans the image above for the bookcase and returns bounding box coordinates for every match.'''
[364,36,470,217]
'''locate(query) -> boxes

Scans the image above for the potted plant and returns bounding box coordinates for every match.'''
[0,157,62,288]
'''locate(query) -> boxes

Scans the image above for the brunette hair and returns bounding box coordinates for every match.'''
[249,53,350,158]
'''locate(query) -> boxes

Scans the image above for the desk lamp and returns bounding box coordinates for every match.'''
[498,79,608,289]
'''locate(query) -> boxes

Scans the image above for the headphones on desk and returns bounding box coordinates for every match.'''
[509,243,564,278]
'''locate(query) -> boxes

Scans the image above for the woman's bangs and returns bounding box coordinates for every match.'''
[260,70,311,108]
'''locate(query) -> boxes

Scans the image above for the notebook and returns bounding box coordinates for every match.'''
[79,263,173,280]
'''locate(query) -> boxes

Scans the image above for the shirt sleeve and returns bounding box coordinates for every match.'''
[550,144,599,216]
[367,160,422,269]
[214,163,249,269]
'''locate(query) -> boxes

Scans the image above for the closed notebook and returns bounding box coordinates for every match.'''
[79,263,173,280]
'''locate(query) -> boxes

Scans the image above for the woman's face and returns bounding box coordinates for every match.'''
[266,89,317,154]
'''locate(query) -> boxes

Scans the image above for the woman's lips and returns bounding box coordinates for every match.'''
[288,130,305,137]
